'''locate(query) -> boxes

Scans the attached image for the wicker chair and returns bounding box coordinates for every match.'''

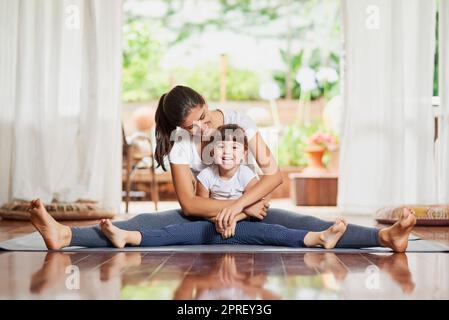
[122,125,159,213]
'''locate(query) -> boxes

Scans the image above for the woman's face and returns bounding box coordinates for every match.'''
[180,105,214,137]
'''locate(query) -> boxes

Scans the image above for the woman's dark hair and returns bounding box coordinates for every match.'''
[154,85,205,170]
[215,124,248,150]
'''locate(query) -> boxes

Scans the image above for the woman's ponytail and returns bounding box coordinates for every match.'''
[154,93,175,171]
[154,85,206,170]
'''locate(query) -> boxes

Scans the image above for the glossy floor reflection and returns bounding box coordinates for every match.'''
[1,251,448,299]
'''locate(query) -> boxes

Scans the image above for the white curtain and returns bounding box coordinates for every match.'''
[339,0,437,214]
[0,0,123,211]
[438,0,449,203]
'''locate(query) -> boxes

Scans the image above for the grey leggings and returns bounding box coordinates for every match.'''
[70,208,380,248]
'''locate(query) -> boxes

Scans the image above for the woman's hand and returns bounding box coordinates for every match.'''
[215,203,244,230]
[243,199,270,220]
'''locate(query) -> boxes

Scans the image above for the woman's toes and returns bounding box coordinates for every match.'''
[402,208,410,219]
[36,199,44,209]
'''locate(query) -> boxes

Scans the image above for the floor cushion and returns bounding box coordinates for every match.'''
[0,200,115,221]
[375,205,449,226]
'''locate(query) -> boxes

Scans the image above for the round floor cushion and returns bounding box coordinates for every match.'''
[375,205,449,226]
[0,200,115,221]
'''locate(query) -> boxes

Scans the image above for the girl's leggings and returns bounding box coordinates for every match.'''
[138,221,307,247]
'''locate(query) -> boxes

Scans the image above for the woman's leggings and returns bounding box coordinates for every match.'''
[70,208,380,248]
[138,221,307,247]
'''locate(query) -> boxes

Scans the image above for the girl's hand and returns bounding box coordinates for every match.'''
[221,218,237,239]
[216,203,243,230]
[243,199,269,220]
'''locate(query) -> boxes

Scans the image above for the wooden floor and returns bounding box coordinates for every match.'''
[1,202,449,300]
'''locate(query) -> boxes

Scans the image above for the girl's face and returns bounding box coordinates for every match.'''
[180,105,213,137]
[213,140,246,170]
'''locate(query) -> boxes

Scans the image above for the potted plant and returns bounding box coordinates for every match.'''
[303,132,338,173]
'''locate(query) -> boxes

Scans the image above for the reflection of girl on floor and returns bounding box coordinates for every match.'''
[28,251,415,297]
[174,254,281,300]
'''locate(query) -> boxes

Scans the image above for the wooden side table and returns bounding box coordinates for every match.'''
[289,172,338,206]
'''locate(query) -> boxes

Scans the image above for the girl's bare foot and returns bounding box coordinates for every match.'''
[305,218,348,249]
[100,252,142,281]
[100,219,142,248]
[100,219,128,248]
[379,208,416,253]
[304,252,348,281]
[27,199,72,250]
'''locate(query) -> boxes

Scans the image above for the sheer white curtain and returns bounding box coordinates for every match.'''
[339,0,437,214]
[439,0,449,203]
[0,0,123,211]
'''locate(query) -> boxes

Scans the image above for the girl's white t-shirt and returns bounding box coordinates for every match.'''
[168,110,258,178]
[196,165,256,200]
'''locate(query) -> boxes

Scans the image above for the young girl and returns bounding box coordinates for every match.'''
[98,124,348,249]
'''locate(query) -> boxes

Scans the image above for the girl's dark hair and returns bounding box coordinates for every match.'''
[215,124,248,150]
[154,85,205,171]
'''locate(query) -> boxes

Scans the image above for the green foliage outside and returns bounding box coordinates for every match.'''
[172,64,261,101]
[122,18,170,102]
[273,48,340,101]
[121,17,261,102]
[122,0,341,103]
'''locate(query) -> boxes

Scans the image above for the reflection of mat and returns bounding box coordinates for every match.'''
[0,232,447,253]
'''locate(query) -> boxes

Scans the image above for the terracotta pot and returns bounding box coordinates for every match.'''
[133,106,156,131]
[303,146,327,174]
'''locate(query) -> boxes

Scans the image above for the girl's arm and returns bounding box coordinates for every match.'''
[196,180,247,235]
[196,180,210,198]
[171,163,238,217]
[195,181,219,223]
[171,163,269,219]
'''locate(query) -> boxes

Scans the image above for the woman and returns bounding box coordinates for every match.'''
[28,85,416,252]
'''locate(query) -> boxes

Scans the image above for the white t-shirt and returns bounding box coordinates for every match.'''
[168,109,258,178]
[197,165,256,200]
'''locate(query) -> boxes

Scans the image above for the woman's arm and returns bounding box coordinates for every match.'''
[237,132,283,207]
[171,163,238,217]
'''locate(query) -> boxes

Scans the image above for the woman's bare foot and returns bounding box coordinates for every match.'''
[379,208,416,253]
[27,199,72,250]
[378,253,415,294]
[30,252,72,294]
[100,219,142,248]
[304,218,348,249]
